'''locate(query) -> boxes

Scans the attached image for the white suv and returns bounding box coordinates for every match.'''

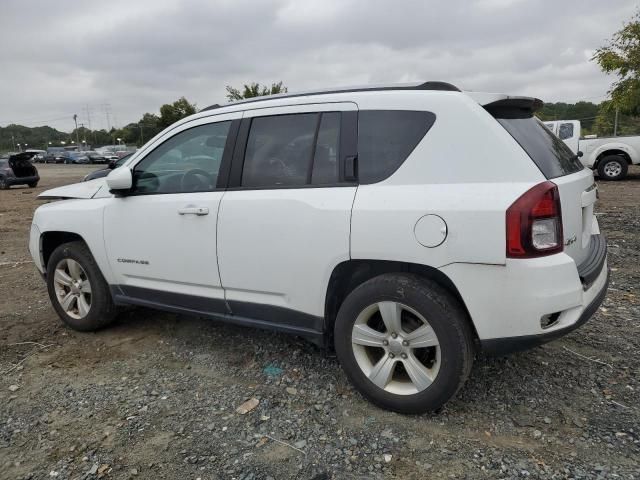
[29,82,609,413]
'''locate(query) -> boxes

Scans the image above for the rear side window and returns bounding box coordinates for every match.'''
[559,122,574,140]
[241,112,341,188]
[357,110,436,184]
[497,117,583,179]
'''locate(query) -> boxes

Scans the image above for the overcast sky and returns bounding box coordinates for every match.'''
[0,0,635,132]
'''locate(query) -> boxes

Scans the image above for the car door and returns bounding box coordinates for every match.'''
[217,103,358,329]
[103,113,239,310]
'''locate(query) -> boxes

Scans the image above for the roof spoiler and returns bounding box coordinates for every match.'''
[484,97,544,119]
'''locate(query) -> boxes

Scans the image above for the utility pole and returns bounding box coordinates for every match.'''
[73,114,80,150]
[613,107,619,136]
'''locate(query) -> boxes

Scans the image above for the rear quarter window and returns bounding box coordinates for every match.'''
[496,117,583,179]
[358,110,436,184]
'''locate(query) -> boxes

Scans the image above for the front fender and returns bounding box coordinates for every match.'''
[32,198,115,283]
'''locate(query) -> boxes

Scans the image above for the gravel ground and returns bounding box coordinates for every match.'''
[1,164,639,480]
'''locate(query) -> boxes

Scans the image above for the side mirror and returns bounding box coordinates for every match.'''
[577,150,584,158]
[108,160,116,169]
[106,167,133,194]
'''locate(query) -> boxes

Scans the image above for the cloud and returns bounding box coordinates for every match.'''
[0,0,635,131]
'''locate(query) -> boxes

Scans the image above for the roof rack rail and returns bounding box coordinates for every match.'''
[201,81,460,112]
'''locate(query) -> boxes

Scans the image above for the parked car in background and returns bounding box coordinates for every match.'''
[82,153,133,181]
[544,120,640,180]
[0,152,39,189]
[45,147,67,163]
[31,82,608,413]
[26,149,46,163]
[83,151,108,164]
[61,151,90,164]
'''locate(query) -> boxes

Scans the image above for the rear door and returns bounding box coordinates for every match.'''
[217,102,358,322]
[495,115,596,265]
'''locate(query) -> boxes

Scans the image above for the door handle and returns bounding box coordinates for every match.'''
[178,206,209,216]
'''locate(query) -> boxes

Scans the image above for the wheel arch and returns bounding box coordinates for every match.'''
[41,231,87,270]
[594,149,632,169]
[324,260,479,345]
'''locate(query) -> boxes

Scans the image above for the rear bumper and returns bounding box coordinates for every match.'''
[440,233,610,356]
[7,174,39,186]
[480,266,609,355]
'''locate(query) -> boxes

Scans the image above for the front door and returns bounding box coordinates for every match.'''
[103,114,237,306]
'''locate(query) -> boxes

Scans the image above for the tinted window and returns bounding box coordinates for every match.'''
[311,112,341,184]
[243,113,343,188]
[497,117,583,179]
[559,122,574,140]
[133,121,230,194]
[358,110,435,184]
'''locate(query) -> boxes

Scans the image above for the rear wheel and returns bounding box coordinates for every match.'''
[28,182,38,188]
[597,155,628,181]
[334,273,474,414]
[46,241,116,331]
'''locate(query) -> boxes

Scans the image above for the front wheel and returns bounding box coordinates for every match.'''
[597,155,628,181]
[46,241,116,331]
[334,274,474,414]
[0,177,8,190]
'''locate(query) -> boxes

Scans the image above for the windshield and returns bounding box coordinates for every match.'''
[496,116,583,179]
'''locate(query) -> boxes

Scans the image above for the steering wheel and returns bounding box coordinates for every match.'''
[181,168,212,192]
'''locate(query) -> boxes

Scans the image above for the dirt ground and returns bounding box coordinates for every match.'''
[1,164,639,480]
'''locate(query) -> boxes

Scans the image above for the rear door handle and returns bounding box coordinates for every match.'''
[178,206,209,216]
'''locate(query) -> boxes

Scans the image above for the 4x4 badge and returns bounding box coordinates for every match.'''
[565,235,577,246]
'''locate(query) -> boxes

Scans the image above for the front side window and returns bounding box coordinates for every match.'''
[132,121,230,194]
[357,110,436,184]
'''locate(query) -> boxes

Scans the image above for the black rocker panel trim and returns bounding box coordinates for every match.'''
[110,285,324,345]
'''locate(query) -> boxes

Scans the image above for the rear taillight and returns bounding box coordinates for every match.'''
[506,181,563,258]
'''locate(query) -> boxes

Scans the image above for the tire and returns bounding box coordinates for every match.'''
[597,155,628,181]
[28,182,38,188]
[0,177,8,190]
[46,241,116,331]
[334,273,474,414]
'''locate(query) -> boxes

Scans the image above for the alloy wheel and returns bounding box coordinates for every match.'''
[53,258,92,319]
[351,301,441,395]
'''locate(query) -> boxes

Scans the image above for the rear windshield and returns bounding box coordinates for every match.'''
[496,116,583,179]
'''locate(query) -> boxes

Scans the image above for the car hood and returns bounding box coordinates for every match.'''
[39,177,109,199]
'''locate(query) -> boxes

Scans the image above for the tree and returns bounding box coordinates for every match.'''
[225,82,288,102]
[536,101,600,134]
[592,12,640,114]
[158,97,198,128]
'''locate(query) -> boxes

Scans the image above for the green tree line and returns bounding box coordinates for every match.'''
[0,83,283,154]
[537,101,640,136]
[0,97,197,153]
